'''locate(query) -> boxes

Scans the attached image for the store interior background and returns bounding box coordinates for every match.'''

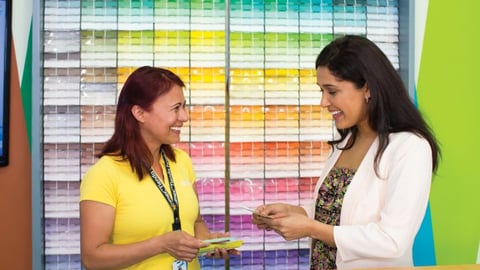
[0,0,479,269]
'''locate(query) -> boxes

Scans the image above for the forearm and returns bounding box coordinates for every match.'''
[307,219,336,247]
[194,216,211,240]
[82,236,164,270]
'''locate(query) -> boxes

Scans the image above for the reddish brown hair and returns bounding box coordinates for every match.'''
[98,66,185,180]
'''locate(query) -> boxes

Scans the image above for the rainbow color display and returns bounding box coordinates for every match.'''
[42,0,399,269]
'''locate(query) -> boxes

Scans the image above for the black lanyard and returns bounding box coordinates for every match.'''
[148,149,182,231]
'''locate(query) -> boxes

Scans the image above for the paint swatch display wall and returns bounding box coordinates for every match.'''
[42,0,399,269]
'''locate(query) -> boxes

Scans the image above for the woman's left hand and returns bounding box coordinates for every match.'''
[264,212,312,241]
[205,247,241,259]
[202,232,241,259]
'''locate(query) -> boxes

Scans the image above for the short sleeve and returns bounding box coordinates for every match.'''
[80,157,118,208]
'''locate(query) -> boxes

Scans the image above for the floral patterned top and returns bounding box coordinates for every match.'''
[310,167,356,270]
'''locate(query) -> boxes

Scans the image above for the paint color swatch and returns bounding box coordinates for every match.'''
[42,0,400,269]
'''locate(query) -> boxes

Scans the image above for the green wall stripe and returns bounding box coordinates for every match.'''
[21,21,33,150]
[418,0,480,265]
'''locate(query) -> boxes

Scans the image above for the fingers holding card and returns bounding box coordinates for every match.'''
[242,206,272,219]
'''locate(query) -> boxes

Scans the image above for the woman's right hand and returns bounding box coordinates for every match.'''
[251,203,291,230]
[251,203,306,231]
[159,230,208,262]
[258,203,293,217]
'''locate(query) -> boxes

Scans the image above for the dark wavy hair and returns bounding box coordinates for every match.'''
[97,66,185,180]
[315,35,440,173]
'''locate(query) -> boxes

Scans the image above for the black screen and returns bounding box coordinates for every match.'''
[0,0,11,166]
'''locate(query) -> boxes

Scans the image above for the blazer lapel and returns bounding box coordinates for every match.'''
[339,137,379,225]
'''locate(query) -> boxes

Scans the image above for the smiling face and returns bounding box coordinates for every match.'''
[317,66,370,131]
[132,85,188,149]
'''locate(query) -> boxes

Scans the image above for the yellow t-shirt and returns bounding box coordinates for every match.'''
[80,148,201,270]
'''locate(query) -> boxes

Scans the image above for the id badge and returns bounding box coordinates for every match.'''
[172,260,187,270]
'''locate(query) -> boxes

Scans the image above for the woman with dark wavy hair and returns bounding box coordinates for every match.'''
[80,66,236,269]
[253,35,440,269]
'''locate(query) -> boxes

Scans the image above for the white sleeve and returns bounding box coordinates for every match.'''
[334,135,433,260]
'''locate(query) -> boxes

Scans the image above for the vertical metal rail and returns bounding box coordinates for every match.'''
[224,0,231,269]
[32,0,45,268]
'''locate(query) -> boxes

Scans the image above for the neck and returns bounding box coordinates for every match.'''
[150,146,161,167]
[151,150,164,181]
[357,129,377,141]
[356,122,377,140]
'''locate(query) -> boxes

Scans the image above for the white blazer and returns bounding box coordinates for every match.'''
[308,132,433,269]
